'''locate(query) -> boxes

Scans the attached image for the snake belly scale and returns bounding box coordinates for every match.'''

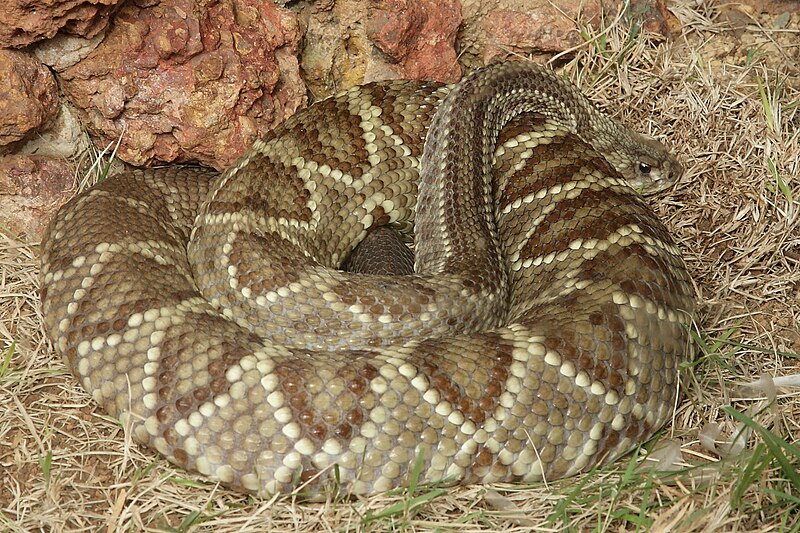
[40,61,694,497]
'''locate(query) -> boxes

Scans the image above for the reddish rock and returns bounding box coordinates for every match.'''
[366,0,462,82]
[631,0,682,36]
[59,0,305,170]
[0,50,60,149]
[300,0,460,98]
[460,0,675,67]
[481,7,583,61]
[460,0,614,64]
[0,0,120,49]
[368,0,428,61]
[0,155,74,239]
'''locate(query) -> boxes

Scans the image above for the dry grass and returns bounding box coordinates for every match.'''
[2,1,799,531]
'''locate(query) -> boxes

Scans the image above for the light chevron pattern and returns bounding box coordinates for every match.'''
[40,61,694,498]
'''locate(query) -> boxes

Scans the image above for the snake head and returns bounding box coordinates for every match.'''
[604,131,683,195]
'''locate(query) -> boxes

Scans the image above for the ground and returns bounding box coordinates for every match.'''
[1,1,799,531]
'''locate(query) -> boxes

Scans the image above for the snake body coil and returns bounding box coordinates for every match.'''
[40,62,694,497]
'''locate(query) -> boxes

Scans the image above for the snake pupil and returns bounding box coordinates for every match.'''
[639,162,652,174]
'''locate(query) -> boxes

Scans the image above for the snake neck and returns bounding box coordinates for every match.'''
[414,61,602,318]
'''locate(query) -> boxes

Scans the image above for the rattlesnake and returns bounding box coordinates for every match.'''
[40,61,694,497]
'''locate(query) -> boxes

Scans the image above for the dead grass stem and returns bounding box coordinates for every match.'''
[2,1,799,531]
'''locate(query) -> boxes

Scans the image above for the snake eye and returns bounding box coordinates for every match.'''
[638,162,651,175]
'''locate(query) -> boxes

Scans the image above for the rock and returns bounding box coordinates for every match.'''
[0,155,74,240]
[33,32,107,72]
[0,50,60,150]
[0,0,120,49]
[365,0,462,83]
[18,103,89,161]
[460,0,615,65]
[631,0,682,36]
[460,0,677,67]
[299,0,461,98]
[58,0,305,170]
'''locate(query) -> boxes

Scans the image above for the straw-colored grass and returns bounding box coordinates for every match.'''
[2,1,799,531]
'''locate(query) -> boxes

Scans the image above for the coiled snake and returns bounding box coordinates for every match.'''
[40,61,694,497]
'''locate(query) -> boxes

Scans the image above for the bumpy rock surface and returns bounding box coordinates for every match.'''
[59,0,305,169]
[0,0,120,49]
[0,155,74,238]
[299,0,461,97]
[459,0,676,66]
[2,0,686,239]
[0,50,60,149]
[365,0,462,81]
[33,33,107,72]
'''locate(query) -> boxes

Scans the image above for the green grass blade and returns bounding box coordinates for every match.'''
[724,407,800,490]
